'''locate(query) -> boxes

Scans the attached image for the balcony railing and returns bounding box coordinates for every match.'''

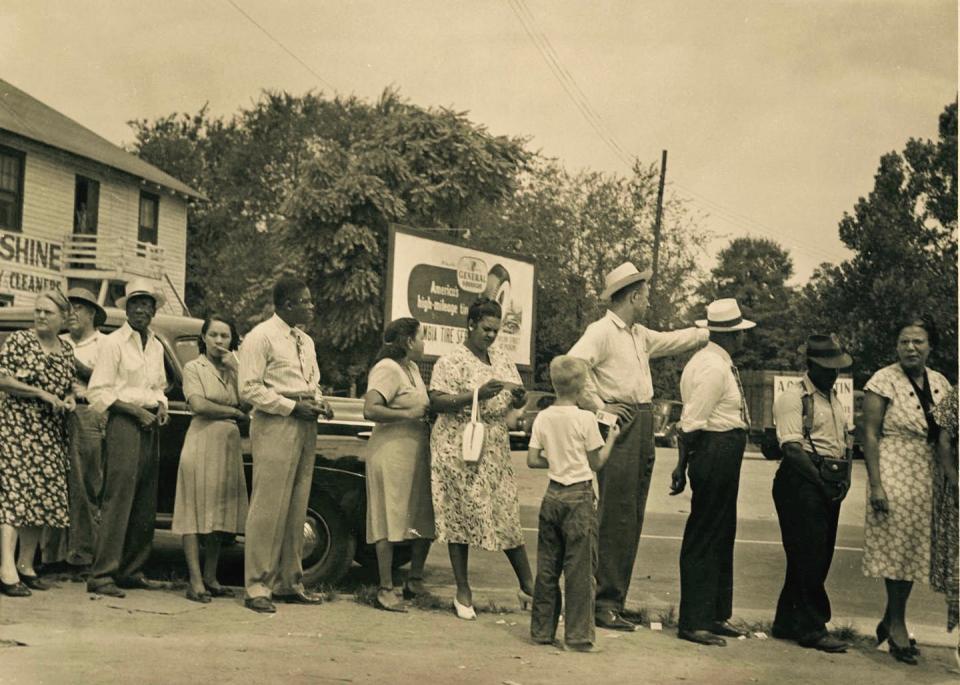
[62,234,165,280]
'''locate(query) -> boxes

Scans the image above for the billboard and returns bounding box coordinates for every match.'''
[385,225,536,367]
[773,375,855,429]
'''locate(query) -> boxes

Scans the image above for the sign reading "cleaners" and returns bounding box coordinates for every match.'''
[0,230,67,300]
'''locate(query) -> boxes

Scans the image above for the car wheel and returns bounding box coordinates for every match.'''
[301,493,356,587]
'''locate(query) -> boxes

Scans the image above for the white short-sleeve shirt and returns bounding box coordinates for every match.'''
[529,405,604,485]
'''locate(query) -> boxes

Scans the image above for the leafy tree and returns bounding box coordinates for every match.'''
[795,100,958,384]
[693,237,798,370]
[275,90,530,386]
[130,89,529,389]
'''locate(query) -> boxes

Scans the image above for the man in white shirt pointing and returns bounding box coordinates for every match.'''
[569,262,708,631]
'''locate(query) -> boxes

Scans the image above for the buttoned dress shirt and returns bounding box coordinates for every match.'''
[679,342,748,433]
[238,314,323,416]
[568,310,709,410]
[773,374,847,458]
[87,323,167,414]
[60,331,103,399]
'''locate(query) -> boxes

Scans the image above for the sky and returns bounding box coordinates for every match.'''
[2,1,956,283]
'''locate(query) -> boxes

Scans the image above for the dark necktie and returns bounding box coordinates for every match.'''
[731,364,750,426]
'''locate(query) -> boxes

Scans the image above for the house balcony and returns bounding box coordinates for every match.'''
[61,233,165,281]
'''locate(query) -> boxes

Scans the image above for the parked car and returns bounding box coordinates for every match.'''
[0,307,387,585]
[509,390,556,450]
[653,399,683,447]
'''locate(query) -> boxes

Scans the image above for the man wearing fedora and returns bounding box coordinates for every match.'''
[671,298,754,646]
[769,334,853,653]
[569,262,708,631]
[42,288,108,573]
[86,279,169,597]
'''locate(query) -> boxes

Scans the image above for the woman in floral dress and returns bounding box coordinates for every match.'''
[861,317,951,664]
[0,290,76,597]
[429,298,533,619]
[931,386,958,640]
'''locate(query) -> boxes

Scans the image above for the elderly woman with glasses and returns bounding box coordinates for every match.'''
[0,289,76,597]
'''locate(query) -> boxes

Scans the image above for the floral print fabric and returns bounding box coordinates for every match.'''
[429,344,524,551]
[0,330,74,527]
[862,363,951,582]
[931,385,959,631]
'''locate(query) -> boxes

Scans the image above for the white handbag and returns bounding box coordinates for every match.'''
[461,387,485,463]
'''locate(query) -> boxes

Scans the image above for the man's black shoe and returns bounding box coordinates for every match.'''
[678,629,727,647]
[801,635,849,653]
[244,596,276,613]
[595,610,636,631]
[274,590,323,605]
[710,621,748,638]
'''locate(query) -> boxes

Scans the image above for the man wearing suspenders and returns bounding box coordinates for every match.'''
[770,334,853,653]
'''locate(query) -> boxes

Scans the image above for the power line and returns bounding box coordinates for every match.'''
[513,0,631,162]
[222,0,337,92]
[504,0,846,266]
[505,0,632,167]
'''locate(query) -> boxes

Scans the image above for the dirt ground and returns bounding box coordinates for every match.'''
[1,578,958,685]
[2,451,958,684]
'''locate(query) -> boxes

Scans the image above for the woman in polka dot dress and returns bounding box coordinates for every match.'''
[861,317,952,664]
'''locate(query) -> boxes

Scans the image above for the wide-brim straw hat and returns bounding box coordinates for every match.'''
[600,262,653,301]
[695,298,756,332]
[65,287,107,327]
[116,277,165,309]
[799,333,853,369]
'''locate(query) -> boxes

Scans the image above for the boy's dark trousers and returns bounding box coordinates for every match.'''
[678,429,746,631]
[531,480,598,647]
[772,460,841,643]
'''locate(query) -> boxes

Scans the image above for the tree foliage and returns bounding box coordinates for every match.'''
[795,100,958,384]
[130,89,529,388]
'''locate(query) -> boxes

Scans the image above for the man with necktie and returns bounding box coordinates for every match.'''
[670,298,755,646]
[239,276,333,613]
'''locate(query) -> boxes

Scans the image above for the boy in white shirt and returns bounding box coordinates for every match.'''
[527,356,619,651]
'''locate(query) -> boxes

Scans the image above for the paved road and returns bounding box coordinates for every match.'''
[146,447,951,643]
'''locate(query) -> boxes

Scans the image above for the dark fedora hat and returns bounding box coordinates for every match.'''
[800,334,852,369]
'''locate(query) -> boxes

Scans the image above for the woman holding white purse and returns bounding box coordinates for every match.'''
[429,298,533,620]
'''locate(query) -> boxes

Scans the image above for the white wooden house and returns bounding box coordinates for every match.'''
[0,78,202,313]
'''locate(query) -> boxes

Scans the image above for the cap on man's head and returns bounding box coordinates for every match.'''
[799,334,852,369]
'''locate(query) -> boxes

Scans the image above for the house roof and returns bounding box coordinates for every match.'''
[0,79,205,200]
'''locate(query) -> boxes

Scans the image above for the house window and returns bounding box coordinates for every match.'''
[0,146,25,232]
[73,176,100,235]
[138,191,159,244]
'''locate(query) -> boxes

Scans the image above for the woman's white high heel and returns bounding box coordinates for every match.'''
[453,596,477,620]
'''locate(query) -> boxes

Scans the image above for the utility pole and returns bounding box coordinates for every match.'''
[650,149,668,292]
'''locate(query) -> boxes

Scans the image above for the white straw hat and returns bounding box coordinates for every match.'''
[600,262,653,301]
[695,298,756,331]
[116,278,166,309]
